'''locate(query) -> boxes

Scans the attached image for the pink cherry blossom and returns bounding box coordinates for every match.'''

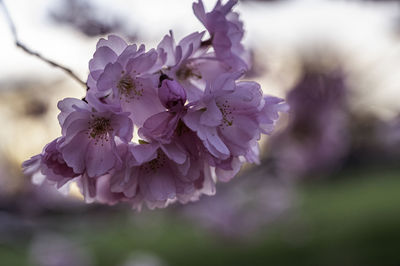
[22,137,80,188]
[57,98,132,177]
[88,40,164,126]
[109,142,214,210]
[193,0,250,71]
[183,72,264,160]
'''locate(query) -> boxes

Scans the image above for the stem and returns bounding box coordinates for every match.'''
[0,0,87,87]
[200,38,213,47]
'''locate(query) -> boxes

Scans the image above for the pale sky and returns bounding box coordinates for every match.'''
[1,0,400,117]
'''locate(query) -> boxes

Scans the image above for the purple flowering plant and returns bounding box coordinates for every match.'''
[23,0,287,210]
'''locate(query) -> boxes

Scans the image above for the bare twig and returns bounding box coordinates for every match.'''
[200,38,213,47]
[0,0,86,87]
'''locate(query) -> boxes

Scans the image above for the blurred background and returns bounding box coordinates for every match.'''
[1,0,400,265]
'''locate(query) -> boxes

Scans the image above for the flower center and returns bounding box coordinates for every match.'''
[217,100,234,128]
[176,65,202,81]
[142,149,166,174]
[87,116,113,144]
[117,74,144,101]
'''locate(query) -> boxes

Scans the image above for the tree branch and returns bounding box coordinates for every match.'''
[0,0,87,87]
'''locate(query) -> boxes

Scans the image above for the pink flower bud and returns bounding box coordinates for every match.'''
[158,79,187,111]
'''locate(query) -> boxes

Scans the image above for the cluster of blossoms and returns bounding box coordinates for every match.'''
[23,0,287,210]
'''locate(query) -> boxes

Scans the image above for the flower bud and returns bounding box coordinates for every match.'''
[158,79,187,112]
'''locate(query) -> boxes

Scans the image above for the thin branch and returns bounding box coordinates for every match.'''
[200,38,213,47]
[0,0,87,87]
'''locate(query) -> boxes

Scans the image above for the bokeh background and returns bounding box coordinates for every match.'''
[1,0,400,265]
